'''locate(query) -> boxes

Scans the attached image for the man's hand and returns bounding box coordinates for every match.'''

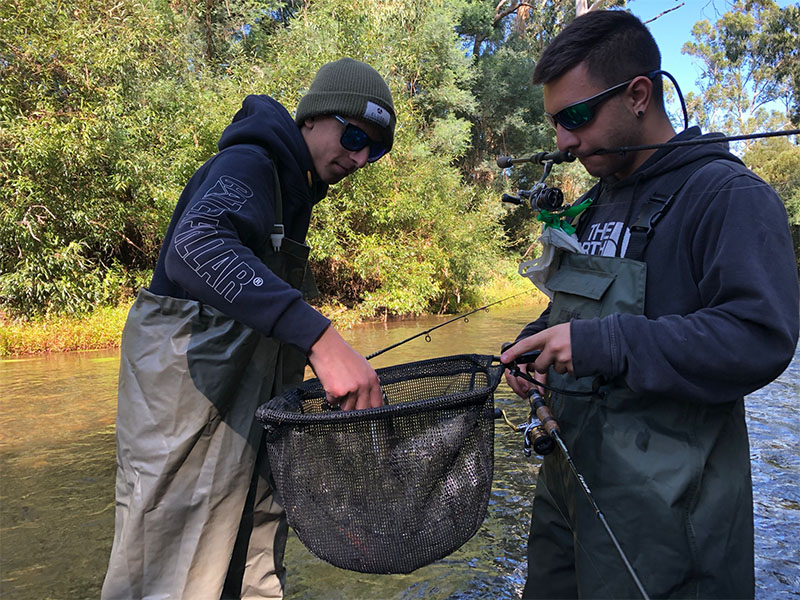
[504,362,548,399]
[501,322,573,379]
[307,326,383,411]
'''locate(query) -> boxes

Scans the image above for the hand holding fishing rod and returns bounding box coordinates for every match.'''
[496,347,557,456]
[501,323,574,377]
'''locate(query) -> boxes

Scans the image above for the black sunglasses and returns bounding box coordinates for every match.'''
[545,71,659,131]
[333,115,387,163]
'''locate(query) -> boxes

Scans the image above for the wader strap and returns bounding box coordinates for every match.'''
[626,156,730,261]
[236,144,284,252]
[269,161,284,252]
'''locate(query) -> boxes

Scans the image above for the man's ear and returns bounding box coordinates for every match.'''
[628,75,653,117]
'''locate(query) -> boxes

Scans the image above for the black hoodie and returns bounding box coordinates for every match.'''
[520,127,799,403]
[149,95,331,352]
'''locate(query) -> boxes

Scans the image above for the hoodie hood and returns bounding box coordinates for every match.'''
[217,95,329,204]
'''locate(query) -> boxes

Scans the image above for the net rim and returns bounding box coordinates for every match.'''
[256,353,503,428]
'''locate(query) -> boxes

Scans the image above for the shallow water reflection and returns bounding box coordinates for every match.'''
[1,304,798,599]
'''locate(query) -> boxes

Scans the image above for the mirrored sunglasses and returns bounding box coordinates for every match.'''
[333,115,387,163]
[545,71,658,131]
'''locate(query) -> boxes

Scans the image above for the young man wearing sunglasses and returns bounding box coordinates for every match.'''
[501,10,798,599]
[102,58,395,600]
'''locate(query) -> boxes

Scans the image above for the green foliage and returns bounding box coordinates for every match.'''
[1,0,510,321]
[257,0,505,318]
[0,241,149,317]
[0,303,131,356]
[0,0,233,317]
[744,0,800,124]
[310,122,507,317]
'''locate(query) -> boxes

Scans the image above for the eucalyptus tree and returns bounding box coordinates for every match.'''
[455,0,624,255]
[682,0,797,138]
[679,0,799,260]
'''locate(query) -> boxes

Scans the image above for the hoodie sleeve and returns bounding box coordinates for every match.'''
[571,166,799,403]
[162,147,330,352]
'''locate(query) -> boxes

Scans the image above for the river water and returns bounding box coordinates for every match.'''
[1,304,798,599]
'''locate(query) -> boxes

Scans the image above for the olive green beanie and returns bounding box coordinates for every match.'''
[295,58,396,151]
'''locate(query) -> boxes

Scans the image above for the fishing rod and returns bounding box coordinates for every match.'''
[497,128,800,219]
[365,291,528,360]
[497,128,800,170]
[499,356,650,600]
[593,128,800,156]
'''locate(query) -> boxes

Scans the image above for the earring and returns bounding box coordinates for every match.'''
[637,110,644,117]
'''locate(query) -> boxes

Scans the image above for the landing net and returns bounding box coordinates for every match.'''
[256,354,503,574]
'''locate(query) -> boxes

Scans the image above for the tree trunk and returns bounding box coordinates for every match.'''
[576,0,607,17]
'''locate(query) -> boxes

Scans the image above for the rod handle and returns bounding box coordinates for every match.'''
[530,389,560,437]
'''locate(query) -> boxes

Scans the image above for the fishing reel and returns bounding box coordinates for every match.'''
[502,182,564,213]
[497,396,555,457]
[497,347,557,457]
[498,150,574,214]
[522,409,556,457]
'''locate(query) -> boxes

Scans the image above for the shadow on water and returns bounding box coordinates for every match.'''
[1,303,798,599]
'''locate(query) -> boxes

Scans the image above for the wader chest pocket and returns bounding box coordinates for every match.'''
[261,237,319,300]
[547,268,616,323]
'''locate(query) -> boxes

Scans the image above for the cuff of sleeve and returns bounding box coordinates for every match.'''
[570,317,616,379]
[271,300,331,353]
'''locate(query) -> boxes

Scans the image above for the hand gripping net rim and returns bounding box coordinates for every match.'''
[256,354,504,574]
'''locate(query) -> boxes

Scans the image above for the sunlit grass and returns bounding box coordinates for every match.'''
[0,304,132,357]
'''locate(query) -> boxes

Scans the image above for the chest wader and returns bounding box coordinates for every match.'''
[523,189,753,599]
[102,170,317,600]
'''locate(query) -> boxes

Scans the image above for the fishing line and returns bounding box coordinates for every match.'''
[365,291,528,360]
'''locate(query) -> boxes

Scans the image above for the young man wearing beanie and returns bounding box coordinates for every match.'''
[102,58,396,600]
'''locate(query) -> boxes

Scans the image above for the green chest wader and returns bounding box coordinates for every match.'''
[523,195,753,599]
[102,170,317,600]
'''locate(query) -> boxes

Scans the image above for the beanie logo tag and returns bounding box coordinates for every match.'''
[363,101,390,127]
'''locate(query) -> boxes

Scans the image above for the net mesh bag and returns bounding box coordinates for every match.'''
[256,353,504,574]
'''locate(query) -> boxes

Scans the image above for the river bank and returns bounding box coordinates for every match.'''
[0,279,540,357]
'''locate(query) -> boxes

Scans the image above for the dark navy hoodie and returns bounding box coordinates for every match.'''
[149,95,331,352]
[518,127,799,403]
